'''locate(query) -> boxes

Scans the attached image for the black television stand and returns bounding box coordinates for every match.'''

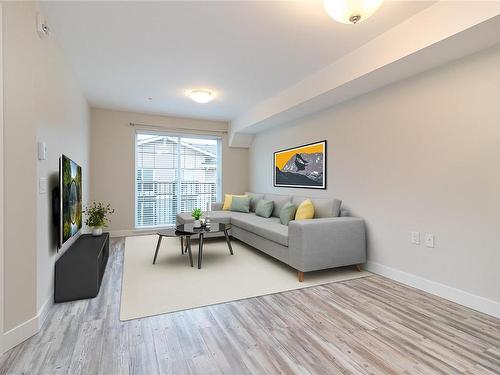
[55,233,109,303]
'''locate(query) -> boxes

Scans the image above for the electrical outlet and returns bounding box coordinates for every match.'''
[411,231,420,245]
[425,233,435,248]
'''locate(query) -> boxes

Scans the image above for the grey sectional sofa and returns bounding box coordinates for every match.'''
[176,192,366,281]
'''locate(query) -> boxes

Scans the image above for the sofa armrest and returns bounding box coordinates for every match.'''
[211,202,223,211]
[288,217,366,272]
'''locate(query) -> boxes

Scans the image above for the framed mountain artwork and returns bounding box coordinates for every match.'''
[273,140,327,189]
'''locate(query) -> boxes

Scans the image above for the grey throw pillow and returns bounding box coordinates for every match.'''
[280,202,297,226]
[255,199,274,218]
[245,192,264,212]
[230,196,251,213]
[263,194,292,218]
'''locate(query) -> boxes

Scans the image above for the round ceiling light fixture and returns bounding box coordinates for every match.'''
[188,89,215,104]
[323,0,384,24]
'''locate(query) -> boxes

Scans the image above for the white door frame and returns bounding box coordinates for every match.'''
[0,3,5,355]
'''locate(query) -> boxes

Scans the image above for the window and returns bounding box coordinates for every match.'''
[135,132,221,228]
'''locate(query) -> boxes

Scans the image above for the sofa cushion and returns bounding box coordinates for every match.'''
[295,199,314,220]
[255,199,274,218]
[264,193,292,218]
[231,214,288,246]
[280,202,297,226]
[230,196,251,213]
[245,192,264,212]
[211,202,223,211]
[222,194,247,210]
[292,196,342,218]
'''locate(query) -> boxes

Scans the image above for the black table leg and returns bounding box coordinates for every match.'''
[223,228,233,255]
[187,236,193,267]
[198,233,204,269]
[153,235,162,264]
[180,236,184,255]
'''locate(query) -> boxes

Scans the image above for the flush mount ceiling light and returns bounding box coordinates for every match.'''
[323,0,384,24]
[188,89,215,104]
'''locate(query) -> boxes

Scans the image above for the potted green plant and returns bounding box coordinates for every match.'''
[192,208,202,228]
[83,202,115,236]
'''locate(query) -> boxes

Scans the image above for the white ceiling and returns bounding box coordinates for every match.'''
[43,1,433,121]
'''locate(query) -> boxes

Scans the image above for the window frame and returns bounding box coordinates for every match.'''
[134,129,222,229]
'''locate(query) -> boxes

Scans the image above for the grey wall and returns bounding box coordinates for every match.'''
[249,45,500,306]
[90,108,249,233]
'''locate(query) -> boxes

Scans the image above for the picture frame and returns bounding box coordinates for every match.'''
[273,140,327,189]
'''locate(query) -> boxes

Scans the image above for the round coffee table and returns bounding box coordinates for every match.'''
[176,223,233,269]
[153,228,194,267]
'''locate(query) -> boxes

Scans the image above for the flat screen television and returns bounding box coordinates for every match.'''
[56,155,82,248]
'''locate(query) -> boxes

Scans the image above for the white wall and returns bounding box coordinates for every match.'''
[249,45,500,316]
[2,1,90,350]
[90,108,248,234]
[35,31,90,316]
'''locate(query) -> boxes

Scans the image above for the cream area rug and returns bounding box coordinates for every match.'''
[120,235,371,321]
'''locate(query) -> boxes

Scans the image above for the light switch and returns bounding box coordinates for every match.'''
[425,233,435,248]
[411,231,420,245]
[38,142,47,160]
[39,177,47,194]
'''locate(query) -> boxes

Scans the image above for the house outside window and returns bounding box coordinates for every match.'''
[135,132,221,228]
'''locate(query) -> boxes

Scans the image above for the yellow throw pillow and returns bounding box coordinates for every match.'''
[295,199,315,220]
[223,194,248,210]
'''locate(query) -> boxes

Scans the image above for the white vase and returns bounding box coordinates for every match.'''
[92,227,103,236]
[193,220,201,228]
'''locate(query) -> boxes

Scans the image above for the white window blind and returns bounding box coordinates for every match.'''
[135,132,221,228]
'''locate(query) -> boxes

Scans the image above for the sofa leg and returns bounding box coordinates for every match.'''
[298,271,304,282]
[355,264,362,272]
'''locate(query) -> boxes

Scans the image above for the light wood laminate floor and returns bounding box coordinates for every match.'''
[1,237,499,375]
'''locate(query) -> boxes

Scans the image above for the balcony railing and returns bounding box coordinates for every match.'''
[136,181,217,227]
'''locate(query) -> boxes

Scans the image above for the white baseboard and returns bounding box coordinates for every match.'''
[2,294,53,354]
[2,315,38,354]
[365,261,500,319]
[37,294,53,331]
[109,228,163,238]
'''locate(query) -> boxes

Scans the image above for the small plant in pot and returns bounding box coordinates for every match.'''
[192,208,202,228]
[84,202,115,236]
